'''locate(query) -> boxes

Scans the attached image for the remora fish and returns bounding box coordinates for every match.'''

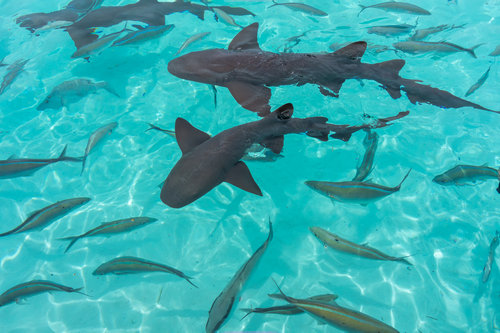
[71,24,129,59]
[359,2,431,16]
[0,59,29,95]
[112,24,175,46]
[241,294,338,319]
[393,40,481,58]
[305,169,411,205]
[269,282,399,333]
[352,129,378,182]
[482,231,499,283]
[168,23,497,116]
[212,8,242,28]
[268,0,328,16]
[176,31,211,55]
[0,280,86,307]
[433,164,500,188]
[465,66,491,97]
[0,145,82,178]
[367,24,415,37]
[409,24,465,41]
[59,217,158,252]
[81,122,118,174]
[160,103,407,208]
[37,79,120,110]
[310,226,412,265]
[93,256,197,287]
[206,221,273,333]
[0,197,90,237]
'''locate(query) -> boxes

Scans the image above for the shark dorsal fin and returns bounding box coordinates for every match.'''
[374,59,405,79]
[225,161,262,196]
[228,23,261,51]
[333,41,367,61]
[174,118,211,154]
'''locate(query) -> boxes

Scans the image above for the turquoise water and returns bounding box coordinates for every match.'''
[0,0,499,332]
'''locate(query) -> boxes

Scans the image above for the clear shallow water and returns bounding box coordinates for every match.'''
[0,0,499,332]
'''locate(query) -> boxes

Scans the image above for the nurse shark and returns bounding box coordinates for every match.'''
[168,23,497,116]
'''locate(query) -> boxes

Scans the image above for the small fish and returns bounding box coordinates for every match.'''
[112,24,175,46]
[269,281,399,333]
[352,129,378,182]
[81,122,118,174]
[0,197,90,237]
[176,31,211,55]
[367,24,415,37]
[490,45,500,57]
[269,0,328,16]
[71,24,129,59]
[465,66,491,97]
[145,123,176,138]
[37,79,119,110]
[212,8,242,28]
[306,169,411,205]
[0,145,82,178]
[0,280,86,307]
[409,24,465,41]
[241,294,338,319]
[0,59,28,95]
[93,256,197,287]
[482,231,499,283]
[393,41,481,58]
[433,164,500,187]
[241,149,284,162]
[359,2,431,16]
[59,217,158,252]
[310,227,412,265]
[206,221,273,333]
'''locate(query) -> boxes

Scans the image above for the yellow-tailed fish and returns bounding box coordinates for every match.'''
[81,122,118,175]
[59,216,158,252]
[482,231,499,283]
[310,227,411,265]
[359,1,430,16]
[268,0,328,16]
[306,169,411,205]
[0,197,90,237]
[352,129,378,182]
[465,65,491,97]
[433,164,499,191]
[93,256,197,287]
[212,8,242,28]
[176,31,211,55]
[270,281,399,333]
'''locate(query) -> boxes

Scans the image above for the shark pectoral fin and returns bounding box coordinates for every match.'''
[332,41,367,61]
[261,136,284,154]
[385,86,402,99]
[225,161,262,196]
[174,118,211,154]
[225,81,271,116]
[228,23,261,51]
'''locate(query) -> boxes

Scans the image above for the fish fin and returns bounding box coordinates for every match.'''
[7,154,17,160]
[80,155,87,175]
[396,169,412,189]
[308,294,339,303]
[260,136,284,154]
[58,145,68,160]
[228,22,261,51]
[224,81,271,116]
[103,83,120,98]
[332,41,367,61]
[225,161,262,196]
[174,118,211,154]
[375,59,405,79]
[240,308,253,321]
[330,132,352,142]
[318,80,344,97]
[385,86,402,99]
[132,24,145,30]
[58,236,80,253]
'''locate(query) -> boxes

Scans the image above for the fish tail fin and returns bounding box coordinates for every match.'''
[0,229,16,237]
[57,145,83,163]
[80,155,87,175]
[468,43,484,58]
[58,145,68,160]
[397,255,413,266]
[72,287,90,297]
[103,83,120,98]
[396,168,412,189]
[58,236,80,253]
[239,308,254,321]
[185,276,198,288]
[270,278,294,303]
[268,0,278,8]
[358,5,367,17]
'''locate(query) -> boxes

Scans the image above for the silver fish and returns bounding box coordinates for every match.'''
[176,31,211,55]
[0,59,28,95]
[0,197,90,237]
[465,66,491,97]
[81,122,118,174]
[409,24,465,41]
[352,129,378,182]
[71,24,129,59]
[37,78,119,110]
[367,24,415,37]
[0,145,82,178]
[112,24,175,46]
[145,123,176,138]
[359,2,430,16]
[490,45,500,56]
[93,256,197,287]
[393,40,481,58]
[269,0,328,16]
[60,217,158,252]
[306,169,411,205]
[212,8,242,28]
[206,221,273,333]
[482,231,499,283]
[433,164,499,186]
[310,226,411,265]
[0,280,86,307]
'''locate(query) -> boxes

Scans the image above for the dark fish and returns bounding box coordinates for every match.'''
[352,129,378,182]
[465,66,491,97]
[394,40,481,58]
[482,231,499,283]
[59,217,158,252]
[0,280,86,307]
[306,169,411,205]
[359,2,431,16]
[0,59,28,95]
[168,23,497,116]
[112,24,175,46]
[206,221,273,333]
[0,145,82,178]
[269,1,328,16]
[160,103,407,208]
[433,164,499,187]
[81,122,118,175]
[0,197,91,237]
[93,256,197,287]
